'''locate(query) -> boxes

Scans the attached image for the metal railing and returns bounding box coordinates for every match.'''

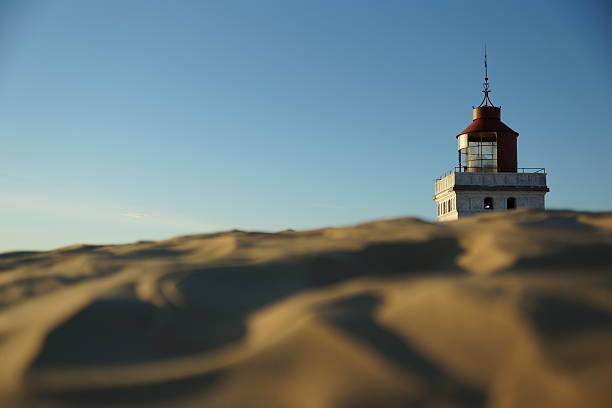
[436,167,546,181]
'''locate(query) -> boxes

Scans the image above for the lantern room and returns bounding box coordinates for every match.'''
[456,105,518,173]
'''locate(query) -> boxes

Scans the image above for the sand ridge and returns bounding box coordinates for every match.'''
[0,209,612,407]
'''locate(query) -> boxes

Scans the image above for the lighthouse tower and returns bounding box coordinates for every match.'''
[433,53,549,221]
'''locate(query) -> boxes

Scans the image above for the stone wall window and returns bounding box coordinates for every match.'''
[484,197,494,210]
[507,197,516,209]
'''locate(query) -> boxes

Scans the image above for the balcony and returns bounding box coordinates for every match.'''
[434,168,548,196]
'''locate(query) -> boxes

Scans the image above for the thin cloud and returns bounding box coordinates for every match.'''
[0,170,37,182]
[121,213,149,219]
[0,192,214,229]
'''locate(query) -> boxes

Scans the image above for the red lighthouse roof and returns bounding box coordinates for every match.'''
[457,106,518,137]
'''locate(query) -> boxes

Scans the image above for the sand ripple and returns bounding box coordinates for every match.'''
[0,210,611,407]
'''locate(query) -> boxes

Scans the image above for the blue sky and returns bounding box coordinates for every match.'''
[1,0,611,251]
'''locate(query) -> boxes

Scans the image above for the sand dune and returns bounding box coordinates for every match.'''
[1,209,612,407]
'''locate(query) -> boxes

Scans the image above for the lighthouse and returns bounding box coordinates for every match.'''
[433,52,549,221]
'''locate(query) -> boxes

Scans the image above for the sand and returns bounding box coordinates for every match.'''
[1,209,612,407]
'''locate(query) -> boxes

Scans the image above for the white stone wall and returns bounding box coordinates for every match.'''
[434,190,458,222]
[433,171,548,221]
[434,173,455,195]
[455,191,545,218]
[435,172,547,195]
[454,172,547,188]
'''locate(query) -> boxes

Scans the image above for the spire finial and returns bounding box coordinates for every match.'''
[479,45,495,107]
[484,45,488,81]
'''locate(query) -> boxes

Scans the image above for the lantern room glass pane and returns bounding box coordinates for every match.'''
[458,132,498,172]
[482,159,496,168]
[481,144,495,155]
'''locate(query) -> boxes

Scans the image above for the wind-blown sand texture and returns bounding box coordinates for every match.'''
[1,210,612,408]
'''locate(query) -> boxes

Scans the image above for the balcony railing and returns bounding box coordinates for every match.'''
[436,167,546,181]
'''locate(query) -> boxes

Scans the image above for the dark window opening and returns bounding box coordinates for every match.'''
[484,197,494,210]
[507,197,516,209]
